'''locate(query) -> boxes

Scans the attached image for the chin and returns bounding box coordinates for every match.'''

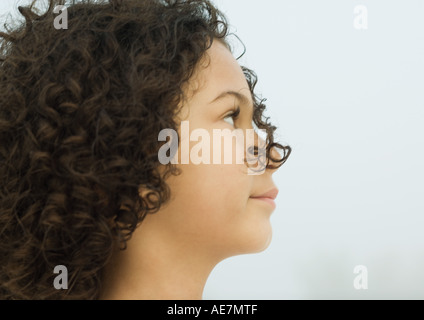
[251,230,273,253]
[233,223,273,255]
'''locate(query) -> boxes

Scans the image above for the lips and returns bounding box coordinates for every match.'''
[250,188,279,210]
[250,188,279,200]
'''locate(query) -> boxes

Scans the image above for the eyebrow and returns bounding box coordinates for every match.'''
[209,90,252,107]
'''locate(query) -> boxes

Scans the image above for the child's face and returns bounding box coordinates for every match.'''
[142,40,281,259]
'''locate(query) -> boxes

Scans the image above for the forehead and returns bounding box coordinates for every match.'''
[186,39,251,101]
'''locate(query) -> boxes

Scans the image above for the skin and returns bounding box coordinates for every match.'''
[100,39,282,300]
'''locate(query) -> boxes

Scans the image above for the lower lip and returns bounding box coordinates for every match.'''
[250,197,276,209]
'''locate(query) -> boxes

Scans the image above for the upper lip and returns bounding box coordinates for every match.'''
[250,188,279,200]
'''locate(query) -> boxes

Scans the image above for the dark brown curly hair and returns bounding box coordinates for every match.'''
[0,0,291,299]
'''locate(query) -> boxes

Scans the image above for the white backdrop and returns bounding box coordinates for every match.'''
[207,0,424,299]
[1,0,423,299]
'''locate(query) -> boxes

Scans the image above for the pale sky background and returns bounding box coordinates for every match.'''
[1,0,423,299]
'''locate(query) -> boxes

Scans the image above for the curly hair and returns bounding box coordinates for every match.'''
[0,0,291,299]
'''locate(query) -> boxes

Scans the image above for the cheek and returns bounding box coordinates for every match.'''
[180,127,252,213]
[166,163,247,235]
[178,163,249,217]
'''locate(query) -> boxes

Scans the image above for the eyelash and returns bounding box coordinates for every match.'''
[226,107,241,121]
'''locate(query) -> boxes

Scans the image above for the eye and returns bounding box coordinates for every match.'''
[223,107,241,127]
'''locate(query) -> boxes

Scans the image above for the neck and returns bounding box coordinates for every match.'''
[100,218,220,300]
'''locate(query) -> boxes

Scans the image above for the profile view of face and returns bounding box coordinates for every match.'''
[145,40,280,255]
[130,40,281,261]
[100,39,283,300]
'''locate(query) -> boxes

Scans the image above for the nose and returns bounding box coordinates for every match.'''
[247,132,290,175]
